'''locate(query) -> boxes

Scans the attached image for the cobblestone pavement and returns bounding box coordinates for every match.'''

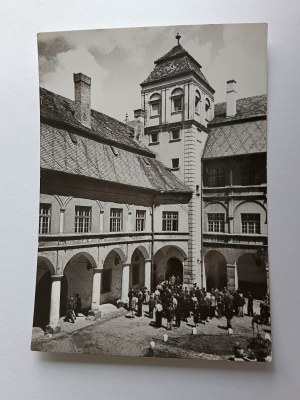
[31,300,271,361]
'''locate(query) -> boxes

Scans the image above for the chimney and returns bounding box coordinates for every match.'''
[226,79,237,117]
[73,73,91,128]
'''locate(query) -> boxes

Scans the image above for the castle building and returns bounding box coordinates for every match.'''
[34,35,268,334]
[134,35,268,295]
[35,73,192,333]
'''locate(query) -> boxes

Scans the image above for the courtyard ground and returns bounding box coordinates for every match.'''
[31,300,271,361]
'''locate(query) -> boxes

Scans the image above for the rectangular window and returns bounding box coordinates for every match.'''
[241,167,260,186]
[207,168,225,187]
[39,203,51,234]
[162,211,178,231]
[241,214,261,234]
[173,97,183,112]
[171,158,179,169]
[150,132,159,143]
[101,269,112,294]
[136,210,146,231]
[208,213,225,233]
[171,129,180,140]
[110,208,123,232]
[75,206,91,233]
[151,101,160,116]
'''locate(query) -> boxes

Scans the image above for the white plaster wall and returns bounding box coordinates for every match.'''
[2,2,300,400]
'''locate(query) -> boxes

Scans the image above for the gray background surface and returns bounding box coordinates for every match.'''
[0,1,300,399]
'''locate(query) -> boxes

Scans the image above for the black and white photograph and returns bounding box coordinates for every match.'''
[31,23,271,362]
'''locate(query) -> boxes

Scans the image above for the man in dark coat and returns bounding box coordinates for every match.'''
[137,289,143,317]
[148,295,155,319]
[165,302,175,330]
[247,291,254,316]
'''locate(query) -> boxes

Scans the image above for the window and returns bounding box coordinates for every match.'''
[207,168,225,187]
[208,213,225,233]
[195,90,201,114]
[241,214,261,234]
[136,210,146,231]
[162,211,178,231]
[241,166,261,186]
[39,203,51,234]
[171,158,179,170]
[101,269,112,293]
[205,98,211,112]
[110,208,123,232]
[149,93,161,117]
[75,206,91,233]
[150,132,159,143]
[170,129,180,141]
[171,88,184,112]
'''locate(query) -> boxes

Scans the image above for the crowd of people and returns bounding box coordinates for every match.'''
[127,277,270,330]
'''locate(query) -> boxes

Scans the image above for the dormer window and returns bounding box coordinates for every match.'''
[149,93,161,117]
[195,90,201,114]
[171,88,184,113]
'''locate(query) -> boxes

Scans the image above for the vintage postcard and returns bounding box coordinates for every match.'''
[32,24,271,362]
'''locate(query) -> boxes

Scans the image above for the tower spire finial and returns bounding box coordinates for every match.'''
[175,33,181,45]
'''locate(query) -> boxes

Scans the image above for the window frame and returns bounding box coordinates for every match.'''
[150,132,159,144]
[110,208,123,232]
[74,206,91,233]
[170,128,181,141]
[241,213,261,234]
[136,210,146,232]
[207,168,225,187]
[207,213,225,233]
[149,93,161,118]
[162,211,179,232]
[171,158,180,170]
[195,90,201,114]
[39,203,51,234]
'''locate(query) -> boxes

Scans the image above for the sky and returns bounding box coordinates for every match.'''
[38,24,267,122]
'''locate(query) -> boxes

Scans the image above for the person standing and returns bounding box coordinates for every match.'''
[247,291,254,317]
[166,302,175,330]
[155,300,163,328]
[130,293,138,319]
[137,289,143,317]
[175,298,182,328]
[66,296,75,323]
[148,294,155,319]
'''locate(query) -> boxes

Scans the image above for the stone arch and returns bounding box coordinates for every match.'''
[204,200,227,212]
[153,245,187,287]
[204,250,227,291]
[61,252,97,316]
[236,253,267,299]
[33,256,55,330]
[234,200,267,222]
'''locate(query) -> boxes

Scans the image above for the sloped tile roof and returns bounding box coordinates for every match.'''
[211,95,267,124]
[141,44,213,92]
[40,88,153,157]
[203,119,267,159]
[203,94,268,159]
[40,121,190,194]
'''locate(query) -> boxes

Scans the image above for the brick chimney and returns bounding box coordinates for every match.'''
[73,73,91,128]
[226,79,237,118]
